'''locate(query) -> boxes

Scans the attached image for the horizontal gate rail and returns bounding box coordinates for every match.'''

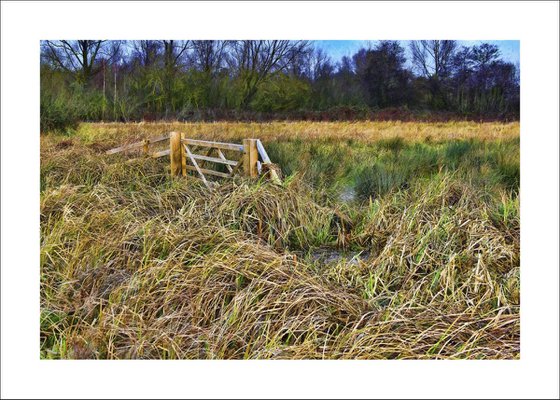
[105,135,169,155]
[151,149,171,158]
[186,165,231,178]
[182,138,244,152]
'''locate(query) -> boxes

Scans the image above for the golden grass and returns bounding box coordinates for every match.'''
[40,121,520,359]
[76,120,520,147]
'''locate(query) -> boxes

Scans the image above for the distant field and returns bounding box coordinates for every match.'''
[40,121,520,359]
[75,120,520,144]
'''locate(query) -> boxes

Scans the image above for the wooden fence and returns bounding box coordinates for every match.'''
[106,132,281,187]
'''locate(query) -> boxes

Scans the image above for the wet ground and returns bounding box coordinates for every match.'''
[298,248,371,266]
[339,186,356,203]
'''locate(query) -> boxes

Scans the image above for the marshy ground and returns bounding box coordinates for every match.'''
[40,121,520,359]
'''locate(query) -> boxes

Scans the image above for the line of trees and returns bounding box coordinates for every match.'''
[40,40,519,131]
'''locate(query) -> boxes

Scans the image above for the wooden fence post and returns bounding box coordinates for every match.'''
[242,138,258,177]
[170,131,183,177]
[142,139,150,156]
[180,132,187,177]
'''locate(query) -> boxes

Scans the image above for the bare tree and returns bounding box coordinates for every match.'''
[286,44,314,79]
[131,40,162,67]
[470,43,501,68]
[310,48,333,81]
[410,40,457,78]
[158,40,191,115]
[42,40,121,82]
[161,40,190,71]
[230,40,312,106]
[189,40,230,74]
[409,40,457,109]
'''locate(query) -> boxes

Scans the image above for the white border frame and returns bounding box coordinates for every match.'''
[1,1,559,399]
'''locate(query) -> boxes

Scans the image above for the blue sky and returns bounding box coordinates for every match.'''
[315,40,520,67]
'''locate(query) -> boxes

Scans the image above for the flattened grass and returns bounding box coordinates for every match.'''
[40,121,520,359]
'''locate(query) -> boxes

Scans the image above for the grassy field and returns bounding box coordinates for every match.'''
[40,121,520,359]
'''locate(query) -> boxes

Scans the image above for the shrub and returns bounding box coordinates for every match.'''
[251,74,311,112]
[40,93,79,134]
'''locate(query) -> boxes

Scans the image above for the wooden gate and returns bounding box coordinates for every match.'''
[106,132,281,187]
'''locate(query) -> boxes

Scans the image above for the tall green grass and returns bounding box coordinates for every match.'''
[265,137,519,201]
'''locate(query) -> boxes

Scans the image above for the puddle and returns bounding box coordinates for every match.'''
[303,248,371,266]
[339,186,356,203]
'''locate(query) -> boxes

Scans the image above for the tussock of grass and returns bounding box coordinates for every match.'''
[40,122,520,359]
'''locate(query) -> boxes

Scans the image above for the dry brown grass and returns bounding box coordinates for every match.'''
[40,122,520,359]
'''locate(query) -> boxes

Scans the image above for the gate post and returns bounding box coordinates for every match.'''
[142,139,150,156]
[180,132,187,177]
[242,138,258,178]
[170,131,183,177]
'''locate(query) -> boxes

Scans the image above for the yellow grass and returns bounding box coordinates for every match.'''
[76,120,520,146]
